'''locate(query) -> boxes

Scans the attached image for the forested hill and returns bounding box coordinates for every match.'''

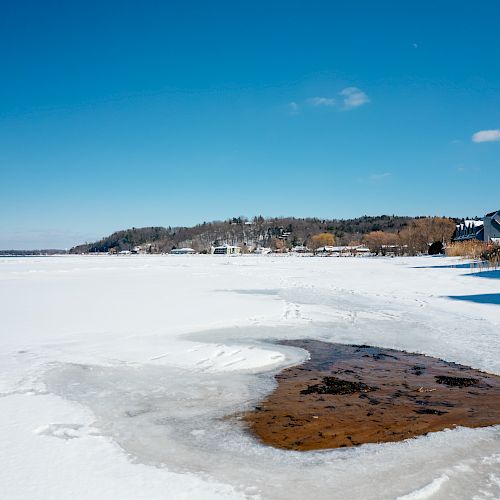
[69,215,452,254]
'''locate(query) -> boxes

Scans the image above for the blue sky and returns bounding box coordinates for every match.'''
[1,1,499,248]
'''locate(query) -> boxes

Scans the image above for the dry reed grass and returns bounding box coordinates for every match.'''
[446,240,499,270]
[445,240,488,258]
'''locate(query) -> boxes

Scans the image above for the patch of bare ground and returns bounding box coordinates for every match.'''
[243,340,500,451]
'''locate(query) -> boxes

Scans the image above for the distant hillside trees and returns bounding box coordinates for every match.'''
[363,217,456,256]
[308,233,336,250]
[74,227,171,253]
[271,237,286,251]
[362,231,399,255]
[69,215,457,255]
[399,217,456,255]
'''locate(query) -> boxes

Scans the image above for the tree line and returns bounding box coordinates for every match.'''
[361,217,457,255]
[69,215,458,254]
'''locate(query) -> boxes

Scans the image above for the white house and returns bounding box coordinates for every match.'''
[291,245,310,253]
[212,244,241,255]
[170,248,196,255]
[353,245,371,255]
[254,247,272,255]
[315,245,336,254]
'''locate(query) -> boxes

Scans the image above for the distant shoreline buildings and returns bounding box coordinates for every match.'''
[211,244,241,255]
[20,213,492,257]
[453,209,500,244]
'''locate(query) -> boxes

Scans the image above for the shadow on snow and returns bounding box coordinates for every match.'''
[447,294,500,305]
[412,263,485,270]
[464,270,500,280]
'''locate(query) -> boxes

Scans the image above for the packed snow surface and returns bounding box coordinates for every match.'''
[0,255,499,499]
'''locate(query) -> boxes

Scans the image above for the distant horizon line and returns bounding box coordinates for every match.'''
[2,211,492,252]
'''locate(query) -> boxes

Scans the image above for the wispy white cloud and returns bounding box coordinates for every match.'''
[340,87,370,109]
[287,88,369,115]
[287,101,300,115]
[455,163,480,173]
[370,172,391,182]
[306,96,336,107]
[472,129,500,143]
[412,42,419,49]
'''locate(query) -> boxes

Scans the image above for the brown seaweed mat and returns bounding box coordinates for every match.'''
[244,340,500,450]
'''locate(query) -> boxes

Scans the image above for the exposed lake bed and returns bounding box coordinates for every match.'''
[245,340,500,450]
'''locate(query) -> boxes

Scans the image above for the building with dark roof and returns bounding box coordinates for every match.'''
[453,210,500,243]
[484,210,500,243]
[453,220,484,242]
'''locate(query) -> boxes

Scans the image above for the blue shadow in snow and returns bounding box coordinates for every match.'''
[412,263,483,269]
[465,270,500,280]
[448,294,500,305]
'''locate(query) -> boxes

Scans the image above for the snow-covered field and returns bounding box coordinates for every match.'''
[0,255,499,500]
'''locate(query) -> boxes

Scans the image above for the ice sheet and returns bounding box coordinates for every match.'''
[1,255,499,499]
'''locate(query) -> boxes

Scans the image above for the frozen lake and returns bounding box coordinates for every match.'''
[0,255,499,499]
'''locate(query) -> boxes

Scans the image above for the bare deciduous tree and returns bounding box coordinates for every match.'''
[399,217,456,255]
[362,231,398,255]
[308,233,336,250]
